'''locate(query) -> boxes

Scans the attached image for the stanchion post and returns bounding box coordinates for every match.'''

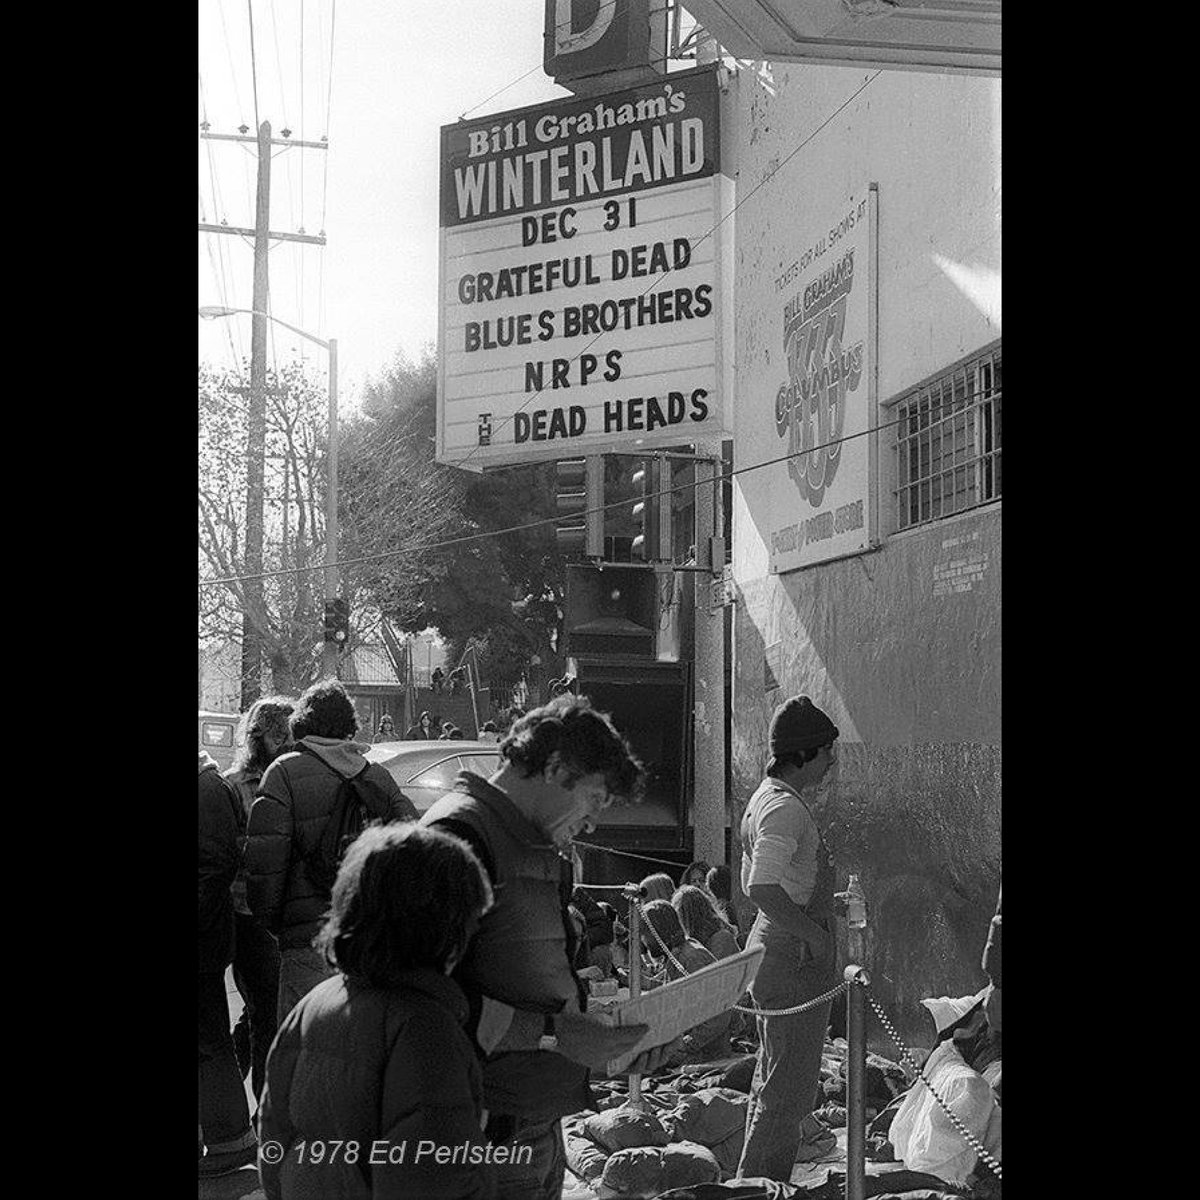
[625,884,646,1110]
[844,965,869,1200]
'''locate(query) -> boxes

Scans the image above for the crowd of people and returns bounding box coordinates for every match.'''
[199,685,872,1197]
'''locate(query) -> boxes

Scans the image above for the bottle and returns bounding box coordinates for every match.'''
[846,873,867,929]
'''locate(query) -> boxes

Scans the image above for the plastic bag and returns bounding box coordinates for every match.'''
[888,1040,1001,1185]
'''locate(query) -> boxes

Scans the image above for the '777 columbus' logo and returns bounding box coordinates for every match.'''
[775,250,864,507]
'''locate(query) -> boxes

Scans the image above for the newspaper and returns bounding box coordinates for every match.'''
[590,945,764,1075]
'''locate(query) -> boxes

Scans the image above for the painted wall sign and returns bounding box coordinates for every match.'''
[544,0,654,83]
[437,66,732,470]
[753,186,878,572]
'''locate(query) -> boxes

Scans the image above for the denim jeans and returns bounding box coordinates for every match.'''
[483,1112,567,1200]
[198,971,253,1150]
[276,944,337,1025]
[231,912,281,1101]
[737,932,837,1181]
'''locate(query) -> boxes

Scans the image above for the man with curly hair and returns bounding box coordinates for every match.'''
[421,694,678,1200]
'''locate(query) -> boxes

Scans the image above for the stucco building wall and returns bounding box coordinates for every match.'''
[726,64,1001,1041]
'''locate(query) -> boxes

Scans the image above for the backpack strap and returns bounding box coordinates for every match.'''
[345,765,394,823]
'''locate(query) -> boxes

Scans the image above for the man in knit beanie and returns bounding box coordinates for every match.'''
[737,696,841,1180]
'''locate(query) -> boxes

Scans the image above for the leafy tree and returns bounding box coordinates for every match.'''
[340,349,568,699]
[199,359,360,697]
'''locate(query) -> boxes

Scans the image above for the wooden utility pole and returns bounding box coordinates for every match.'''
[241,119,272,709]
[200,121,327,709]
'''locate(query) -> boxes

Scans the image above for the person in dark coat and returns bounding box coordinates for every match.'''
[405,710,434,740]
[245,679,418,1023]
[259,822,496,1200]
[224,695,294,1104]
[420,695,678,1200]
[199,750,257,1176]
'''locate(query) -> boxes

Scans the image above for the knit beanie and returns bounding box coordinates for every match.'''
[769,696,839,757]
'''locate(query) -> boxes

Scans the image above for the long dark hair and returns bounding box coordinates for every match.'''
[315,823,493,987]
[639,873,675,904]
[231,696,294,776]
[673,884,736,946]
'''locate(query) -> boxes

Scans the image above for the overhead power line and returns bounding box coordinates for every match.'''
[459,0,631,121]
[198,413,906,589]
[200,67,888,590]
[247,0,261,133]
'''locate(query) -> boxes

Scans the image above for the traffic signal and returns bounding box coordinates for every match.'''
[323,597,349,645]
[554,458,603,557]
[554,458,588,556]
[631,458,664,561]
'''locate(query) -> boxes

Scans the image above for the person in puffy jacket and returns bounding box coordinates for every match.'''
[199,750,257,1176]
[245,679,417,1022]
[259,822,497,1200]
[224,695,294,1104]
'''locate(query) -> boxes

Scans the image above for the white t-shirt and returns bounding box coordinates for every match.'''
[740,776,823,908]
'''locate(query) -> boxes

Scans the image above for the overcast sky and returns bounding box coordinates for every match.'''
[199,0,585,407]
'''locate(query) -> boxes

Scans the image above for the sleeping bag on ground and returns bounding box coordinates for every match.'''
[597,1140,721,1198]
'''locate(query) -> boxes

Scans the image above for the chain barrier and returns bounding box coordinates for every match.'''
[858,980,1002,1181]
[627,897,999,1180]
[633,899,849,1018]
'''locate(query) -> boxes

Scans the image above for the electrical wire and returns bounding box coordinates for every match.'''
[199,411,905,588]
[574,841,691,870]
[268,0,289,128]
[300,0,306,234]
[199,189,245,376]
[200,65,885,589]
[215,0,249,126]
[199,71,247,374]
[458,0,630,121]
[247,0,261,133]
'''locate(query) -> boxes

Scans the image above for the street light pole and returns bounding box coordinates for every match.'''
[321,337,340,678]
[199,306,341,682]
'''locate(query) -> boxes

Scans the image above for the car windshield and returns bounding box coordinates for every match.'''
[408,756,465,789]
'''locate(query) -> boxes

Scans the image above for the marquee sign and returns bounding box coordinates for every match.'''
[436,65,732,471]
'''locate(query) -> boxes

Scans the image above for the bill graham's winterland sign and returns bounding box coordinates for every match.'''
[436,65,733,469]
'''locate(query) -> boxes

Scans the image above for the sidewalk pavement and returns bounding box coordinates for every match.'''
[203,978,917,1200]
[559,1125,917,1198]
[199,969,266,1200]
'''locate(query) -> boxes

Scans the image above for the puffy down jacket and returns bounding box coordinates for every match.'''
[245,737,416,950]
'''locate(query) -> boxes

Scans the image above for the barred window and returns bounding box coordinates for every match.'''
[892,343,1001,531]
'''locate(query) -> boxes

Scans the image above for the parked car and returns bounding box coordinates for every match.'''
[199,710,240,771]
[363,739,502,815]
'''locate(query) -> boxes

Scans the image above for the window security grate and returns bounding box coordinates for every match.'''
[893,345,1001,530]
